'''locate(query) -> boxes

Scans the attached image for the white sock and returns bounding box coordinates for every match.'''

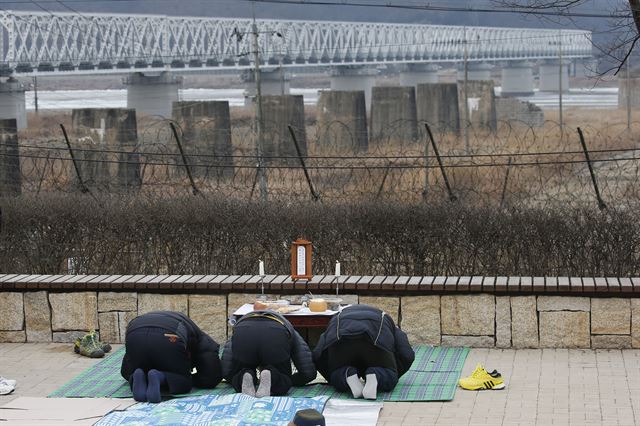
[256,369,271,398]
[362,373,378,400]
[346,373,364,399]
[241,372,256,397]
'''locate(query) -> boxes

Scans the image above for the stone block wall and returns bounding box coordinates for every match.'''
[1,291,639,349]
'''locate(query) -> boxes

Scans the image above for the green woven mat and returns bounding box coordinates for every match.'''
[49,345,468,402]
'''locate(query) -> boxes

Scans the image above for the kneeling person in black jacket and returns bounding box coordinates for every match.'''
[121,311,223,403]
[222,310,317,397]
[313,304,415,400]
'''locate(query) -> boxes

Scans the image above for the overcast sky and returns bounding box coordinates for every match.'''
[0,0,625,28]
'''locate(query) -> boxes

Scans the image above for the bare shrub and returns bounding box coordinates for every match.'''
[1,194,638,277]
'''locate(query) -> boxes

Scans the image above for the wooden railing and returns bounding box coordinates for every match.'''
[1,274,638,295]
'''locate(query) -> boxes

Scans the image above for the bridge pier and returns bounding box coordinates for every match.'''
[125,72,182,118]
[330,66,377,110]
[243,69,290,106]
[399,64,440,87]
[0,78,27,129]
[457,63,494,82]
[501,61,534,96]
[538,60,569,92]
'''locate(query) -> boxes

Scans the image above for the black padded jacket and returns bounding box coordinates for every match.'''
[221,310,317,386]
[312,304,415,380]
[122,311,222,388]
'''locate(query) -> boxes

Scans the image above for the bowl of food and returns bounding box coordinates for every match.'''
[324,298,343,311]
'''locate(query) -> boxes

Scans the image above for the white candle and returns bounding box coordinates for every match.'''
[335,261,341,277]
[259,260,265,276]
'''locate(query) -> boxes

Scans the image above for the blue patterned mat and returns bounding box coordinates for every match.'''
[95,394,328,426]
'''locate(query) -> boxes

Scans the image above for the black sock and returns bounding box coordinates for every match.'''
[132,368,147,402]
[146,369,166,403]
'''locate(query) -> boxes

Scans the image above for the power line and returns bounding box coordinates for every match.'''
[0,0,630,19]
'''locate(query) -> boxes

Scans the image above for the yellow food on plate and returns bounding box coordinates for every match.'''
[254,300,292,312]
[309,298,328,312]
[276,306,301,314]
[253,301,269,310]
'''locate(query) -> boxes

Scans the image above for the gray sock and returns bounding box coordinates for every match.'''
[241,372,256,397]
[256,369,271,398]
[346,373,364,399]
[362,373,378,400]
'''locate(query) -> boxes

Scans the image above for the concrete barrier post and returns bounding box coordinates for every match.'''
[0,119,21,196]
[416,83,460,134]
[0,78,27,129]
[370,86,418,144]
[316,90,368,151]
[172,101,234,179]
[71,108,140,192]
[261,95,307,164]
[457,80,498,131]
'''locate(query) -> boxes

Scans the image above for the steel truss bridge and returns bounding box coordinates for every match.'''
[0,10,593,76]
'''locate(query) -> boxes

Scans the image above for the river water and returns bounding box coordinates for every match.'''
[24,87,618,111]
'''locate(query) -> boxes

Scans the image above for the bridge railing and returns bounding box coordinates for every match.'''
[0,11,592,72]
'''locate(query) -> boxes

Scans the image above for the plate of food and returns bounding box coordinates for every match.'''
[253,300,301,314]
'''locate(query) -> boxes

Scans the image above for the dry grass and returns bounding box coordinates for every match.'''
[14,107,640,207]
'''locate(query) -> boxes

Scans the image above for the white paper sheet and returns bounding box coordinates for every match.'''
[0,397,135,424]
[323,399,383,426]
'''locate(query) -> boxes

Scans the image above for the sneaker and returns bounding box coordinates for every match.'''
[0,382,14,395]
[94,333,112,354]
[458,363,505,390]
[73,332,105,358]
[74,331,111,356]
[0,377,16,387]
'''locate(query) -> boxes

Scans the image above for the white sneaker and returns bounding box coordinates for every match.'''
[0,382,15,395]
[0,377,16,387]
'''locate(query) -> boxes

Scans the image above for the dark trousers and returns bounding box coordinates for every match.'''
[327,337,399,392]
[227,318,293,396]
[120,327,192,394]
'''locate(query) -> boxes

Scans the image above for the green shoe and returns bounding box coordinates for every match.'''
[93,334,111,353]
[88,330,112,353]
[73,332,105,358]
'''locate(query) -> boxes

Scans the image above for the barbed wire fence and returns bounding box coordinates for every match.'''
[5,116,640,210]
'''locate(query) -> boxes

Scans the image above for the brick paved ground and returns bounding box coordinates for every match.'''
[1,344,639,425]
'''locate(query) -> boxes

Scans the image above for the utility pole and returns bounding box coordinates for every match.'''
[558,30,564,138]
[252,8,268,201]
[627,55,632,132]
[463,26,470,155]
[33,76,38,113]
[280,57,285,96]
